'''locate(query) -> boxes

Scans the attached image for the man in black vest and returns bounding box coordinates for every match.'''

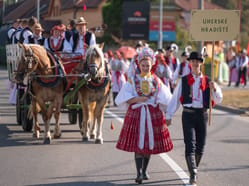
[165,51,223,186]
[69,17,96,57]
[19,16,37,44]
[6,19,20,44]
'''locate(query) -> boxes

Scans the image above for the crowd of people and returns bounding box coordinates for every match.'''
[226,47,248,87]
[6,16,96,105]
[6,16,96,55]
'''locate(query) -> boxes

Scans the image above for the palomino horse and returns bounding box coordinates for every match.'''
[78,44,111,144]
[15,43,65,144]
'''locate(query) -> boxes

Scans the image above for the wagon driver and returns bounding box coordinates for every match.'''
[69,17,96,57]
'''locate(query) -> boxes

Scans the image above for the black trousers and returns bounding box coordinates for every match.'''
[236,67,247,86]
[182,108,208,156]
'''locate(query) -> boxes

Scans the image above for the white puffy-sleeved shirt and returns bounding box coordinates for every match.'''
[44,37,72,53]
[235,56,248,69]
[115,73,172,111]
[22,29,33,44]
[166,73,223,120]
[168,57,180,73]
[7,27,16,41]
[110,59,128,92]
[69,34,96,55]
[154,63,172,88]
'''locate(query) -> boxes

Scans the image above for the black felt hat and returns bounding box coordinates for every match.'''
[187,51,203,62]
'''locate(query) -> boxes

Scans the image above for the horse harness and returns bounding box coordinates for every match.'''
[20,45,65,88]
[82,59,111,91]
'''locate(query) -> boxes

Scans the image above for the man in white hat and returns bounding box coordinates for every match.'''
[31,23,45,45]
[69,16,96,56]
[19,17,37,44]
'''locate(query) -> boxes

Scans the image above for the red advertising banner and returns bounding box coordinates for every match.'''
[149,21,175,31]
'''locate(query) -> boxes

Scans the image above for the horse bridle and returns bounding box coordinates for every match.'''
[16,45,39,82]
[85,50,103,78]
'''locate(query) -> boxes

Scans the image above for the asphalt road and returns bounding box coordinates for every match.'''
[0,68,249,186]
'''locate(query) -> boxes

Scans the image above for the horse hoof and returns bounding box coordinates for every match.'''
[82,136,89,142]
[43,137,51,144]
[90,134,95,139]
[54,133,61,139]
[95,139,103,144]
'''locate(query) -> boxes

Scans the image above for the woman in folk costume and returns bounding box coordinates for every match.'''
[115,47,173,184]
[151,51,172,88]
[165,51,223,186]
[44,25,71,53]
[110,50,128,106]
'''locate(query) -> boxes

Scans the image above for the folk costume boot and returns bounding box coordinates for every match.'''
[135,157,143,184]
[195,154,202,168]
[142,155,150,180]
[186,155,197,185]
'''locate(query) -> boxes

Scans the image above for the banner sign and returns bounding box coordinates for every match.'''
[122,1,150,40]
[190,10,240,41]
[149,21,175,31]
[149,31,176,41]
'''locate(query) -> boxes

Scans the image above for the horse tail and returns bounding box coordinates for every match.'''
[28,104,33,120]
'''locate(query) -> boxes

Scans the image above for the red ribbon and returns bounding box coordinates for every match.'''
[115,71,121,89]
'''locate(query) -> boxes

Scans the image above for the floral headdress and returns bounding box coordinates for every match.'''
[137,47,155,65]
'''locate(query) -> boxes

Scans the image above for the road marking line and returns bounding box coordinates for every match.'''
[105,109,190,185]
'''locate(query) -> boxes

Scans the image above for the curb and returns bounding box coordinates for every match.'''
[215,104,247,115]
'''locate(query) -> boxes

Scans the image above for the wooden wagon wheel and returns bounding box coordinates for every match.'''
[16,85,24,125]
[21,93,33,132]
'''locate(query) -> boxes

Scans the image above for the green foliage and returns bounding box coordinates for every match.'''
[175,26,197,50]
[211,0,236,9]
[102,0,122,38]
[0,46,6,67]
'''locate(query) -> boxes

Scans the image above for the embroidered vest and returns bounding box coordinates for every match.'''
[48,37,64,52]
[7,27,16,44]
[72,31,91,52]
[181,75,211,109]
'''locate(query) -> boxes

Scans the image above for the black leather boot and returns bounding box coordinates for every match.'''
[195,154,202,168]
[186,155,197,185]
[135,157,143,184]
[142,156,150,180]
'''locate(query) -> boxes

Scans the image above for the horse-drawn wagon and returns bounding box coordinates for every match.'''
[6,43,111,144]
[6,44,83,133]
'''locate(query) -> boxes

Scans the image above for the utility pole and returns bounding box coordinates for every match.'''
[198,0,204,53]
[37,0,40,22]
[158,0,163,49]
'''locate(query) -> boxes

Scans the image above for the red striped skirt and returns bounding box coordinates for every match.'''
[116,104,173,154]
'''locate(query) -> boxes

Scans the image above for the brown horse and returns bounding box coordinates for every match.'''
[78,44,111,144]
[15,43,65,144]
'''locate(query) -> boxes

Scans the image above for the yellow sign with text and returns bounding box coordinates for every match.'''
[190,10,240,41]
